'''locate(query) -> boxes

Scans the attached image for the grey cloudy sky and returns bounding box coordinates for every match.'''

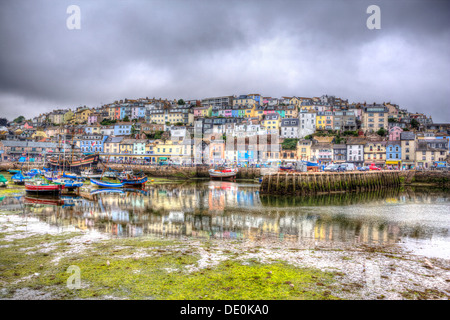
[0,0,449,121]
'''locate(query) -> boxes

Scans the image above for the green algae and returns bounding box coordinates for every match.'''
[0,231,340,300]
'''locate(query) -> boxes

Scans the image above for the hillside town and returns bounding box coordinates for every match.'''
[0,94,449,170]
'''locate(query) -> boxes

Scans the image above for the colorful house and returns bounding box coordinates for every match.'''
[364,141,386,166]
[386,141,402,168]
[388,126,403,141]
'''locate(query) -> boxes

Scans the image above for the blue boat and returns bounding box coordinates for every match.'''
[52,178,84,191]
[24,169,42,177]
[8,169,21,174]
[90,178,124,188]
[119,176,148,187]
[11,172,33,185]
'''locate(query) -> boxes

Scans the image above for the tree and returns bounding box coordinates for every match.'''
[377,127,387,136]
[13,116,25,123]
[177,99,185,105]
[388,118,398,123]
[122,115,130,122]
[281,138,299,150]
[410,118,420,130]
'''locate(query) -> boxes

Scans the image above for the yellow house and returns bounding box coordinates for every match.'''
[75,109,93,123]
[104,136,124,155]
[364,141,386,165]
[153,140,183,162]
[297,139,312,160]
[316,112,333,130]
[86,124,101,134]
[261,114,281,133]
[31,130,48,140]
[119,139,134,154]
[232,96,257,107]
[285,105,298,118]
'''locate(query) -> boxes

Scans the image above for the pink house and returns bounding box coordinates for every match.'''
[389,126,403,141]
[23,122,33,129]
[87,113,99,125]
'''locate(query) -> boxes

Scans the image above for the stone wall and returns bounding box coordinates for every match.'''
[260,171,401,195]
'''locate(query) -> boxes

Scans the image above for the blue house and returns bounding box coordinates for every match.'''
[77,134,108,153]
[114,123,132,136]
[386,141,401,168]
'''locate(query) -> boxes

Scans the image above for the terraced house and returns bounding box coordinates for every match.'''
[386,140,402,168]
[415,138,449,169]
[75,134,107,153]
[400,131,416,169]
[361,105,388,133]
[364,141,386,166]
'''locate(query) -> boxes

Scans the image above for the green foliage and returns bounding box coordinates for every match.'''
[410,119,420,129]
[177,99,185,105]
[342,131,358,137]
[100,119,117,125]
[146,130,164,140]
[13,116,25,123]
[282,138,299,150]
[122,115,130,122]
[388,118,398,123]
[377,127,387,136]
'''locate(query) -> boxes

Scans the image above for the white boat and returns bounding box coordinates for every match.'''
[80,168,103,179]
[209,167,238,180]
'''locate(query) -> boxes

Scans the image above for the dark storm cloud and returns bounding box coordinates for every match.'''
[0,0,449,121]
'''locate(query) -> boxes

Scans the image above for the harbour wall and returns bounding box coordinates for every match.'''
[260,171,402,195]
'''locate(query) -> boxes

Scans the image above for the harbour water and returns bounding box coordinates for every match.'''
[1,181,449,259]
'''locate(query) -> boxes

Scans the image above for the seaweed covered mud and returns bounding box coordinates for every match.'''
[0,181,449,300]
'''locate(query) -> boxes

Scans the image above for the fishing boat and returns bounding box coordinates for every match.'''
[90,178,124,188]
[44,171,60,181]
[62,172,85,182]
[279,165,293,172]
[25,180,63,195]
[103,169,119,178]
[11,172,33,185]
[80,168,103,179]
[119,174,148,187]
[208,167,238,180]
[52,178,84,191]
[0,174,8,187]
[118,170,134,180]
[24,169,42,177]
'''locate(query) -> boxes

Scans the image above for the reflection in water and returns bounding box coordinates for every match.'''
[1,182,449,258]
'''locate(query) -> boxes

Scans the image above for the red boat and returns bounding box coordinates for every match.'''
[25,181,63,195]
[24,196,65,206]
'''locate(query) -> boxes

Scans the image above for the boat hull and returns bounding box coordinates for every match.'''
[209,168,238,180]
[25,183,63,195]
[119,176,148,187]
[90,178,124,188]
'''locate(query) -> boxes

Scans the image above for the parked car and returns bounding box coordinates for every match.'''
[324,164,340,172]
[338,163,356,171]
[357,166,370,171]
[369,163,381,171]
